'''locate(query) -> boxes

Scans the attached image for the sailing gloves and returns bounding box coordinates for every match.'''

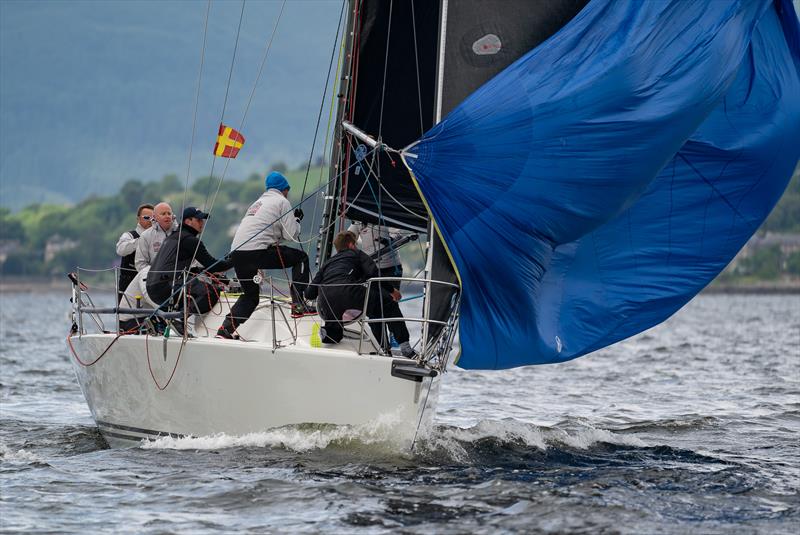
[294,208,304,221]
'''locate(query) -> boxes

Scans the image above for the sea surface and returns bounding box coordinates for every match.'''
[1,291,798,533]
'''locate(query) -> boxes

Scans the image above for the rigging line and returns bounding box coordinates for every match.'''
[287,167,372,246]
[172,0,212,292]
[409,0,424,137]
[236,0,286,132]
[361,145,389,347]
[309,47,344,257]
[200,0,248,211]
[192,1,287,266]
[199,0,285,217]
[410,376,434,451]
[144,146,381,323]
[310,43,346,232]
[354,139,426,220]
[377,0,394,139]
[300,0,346,203]
[219,0,247,133]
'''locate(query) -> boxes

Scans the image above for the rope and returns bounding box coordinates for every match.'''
[299,0,346,203]
[172,0,212,292]
[192,1,287,267]
[377,0,394,140]
[309,24,348,259]
[145,332,186,391]
[145,148,379,326]
[410,375,435,451]
[409,0,424,137]
[67,333,121,367]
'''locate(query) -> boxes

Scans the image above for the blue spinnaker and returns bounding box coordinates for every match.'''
[405,0,800,369]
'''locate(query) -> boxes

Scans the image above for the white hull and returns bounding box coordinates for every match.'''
[68,296,441,448]
[69,334,438,448]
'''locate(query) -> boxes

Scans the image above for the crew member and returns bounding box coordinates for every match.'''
[115,203,153,302]
[146,207,232,319]
[217,171,313,339]
[135,201,177,272]
[347,221,408,299]
[305,231,416,358]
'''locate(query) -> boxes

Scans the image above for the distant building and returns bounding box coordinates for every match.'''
[0,240,21,264]
[745,232,800,255]
[44,235,79,263]
[725,232,800,274]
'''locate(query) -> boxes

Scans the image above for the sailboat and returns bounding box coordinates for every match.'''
[66,0,800,448]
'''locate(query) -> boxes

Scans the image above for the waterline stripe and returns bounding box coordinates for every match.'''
[96,420,183,439]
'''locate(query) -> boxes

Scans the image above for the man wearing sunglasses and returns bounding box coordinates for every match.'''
[115,203,153,303]
[134,202,178,272]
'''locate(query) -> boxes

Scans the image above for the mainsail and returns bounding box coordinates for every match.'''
[404,0,800,369]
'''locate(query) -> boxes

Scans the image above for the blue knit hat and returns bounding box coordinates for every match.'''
[265,171,290,191]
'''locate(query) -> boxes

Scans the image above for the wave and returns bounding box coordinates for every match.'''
[141,411,415,453]
[0,442,46,465]
[141,417,649,463]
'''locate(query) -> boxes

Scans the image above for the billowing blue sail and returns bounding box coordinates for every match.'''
[405,0,800,369]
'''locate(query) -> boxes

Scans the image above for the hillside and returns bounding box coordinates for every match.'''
[0,165,334,278]
[1,165,797,284]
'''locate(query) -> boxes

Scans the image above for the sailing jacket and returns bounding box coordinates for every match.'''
[230,189,300,252]
[146,223,232,295]
[115,223,147,257]
[116,223,146,297]
[306,248,378,321]
[134,220,178,271]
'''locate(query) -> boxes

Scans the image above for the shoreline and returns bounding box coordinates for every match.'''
[1,276,799,295]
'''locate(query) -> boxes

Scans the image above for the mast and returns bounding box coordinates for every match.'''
[317,0,359,267]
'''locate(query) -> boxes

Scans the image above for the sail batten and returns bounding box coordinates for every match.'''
[406,0,800,369]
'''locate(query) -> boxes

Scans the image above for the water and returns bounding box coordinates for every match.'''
[1,292,798,533]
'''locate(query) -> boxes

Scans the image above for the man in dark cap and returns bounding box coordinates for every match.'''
[146,206,232,319]
[217,171,314,339]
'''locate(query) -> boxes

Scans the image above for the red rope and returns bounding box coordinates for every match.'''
[145,332,186,391]
[66,333,121,367]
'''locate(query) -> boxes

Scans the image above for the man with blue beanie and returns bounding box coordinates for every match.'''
[218,171,314,338]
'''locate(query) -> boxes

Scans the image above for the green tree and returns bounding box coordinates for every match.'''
[786,251,800,276]
[737,246,782,280]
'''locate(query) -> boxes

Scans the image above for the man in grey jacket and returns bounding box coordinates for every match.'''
[134,202,178,272]
[217,171,313,339]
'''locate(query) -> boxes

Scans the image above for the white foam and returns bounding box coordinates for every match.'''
[141,411,413,453]
[0,442,45,464]
[416,419,548,462]
[546,425,647,449]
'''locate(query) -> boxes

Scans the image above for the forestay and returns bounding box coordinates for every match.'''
[404,0,800,369]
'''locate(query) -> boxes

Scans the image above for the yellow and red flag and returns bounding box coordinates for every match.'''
[213,124,245,158]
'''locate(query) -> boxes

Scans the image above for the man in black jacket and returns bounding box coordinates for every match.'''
[305,231,415,357]
[146,207,233,316]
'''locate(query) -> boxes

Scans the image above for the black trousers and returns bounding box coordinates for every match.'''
[322,285,409,347]
[376,264,403,293]
[148,277,220,316]
[220,246,310,333]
